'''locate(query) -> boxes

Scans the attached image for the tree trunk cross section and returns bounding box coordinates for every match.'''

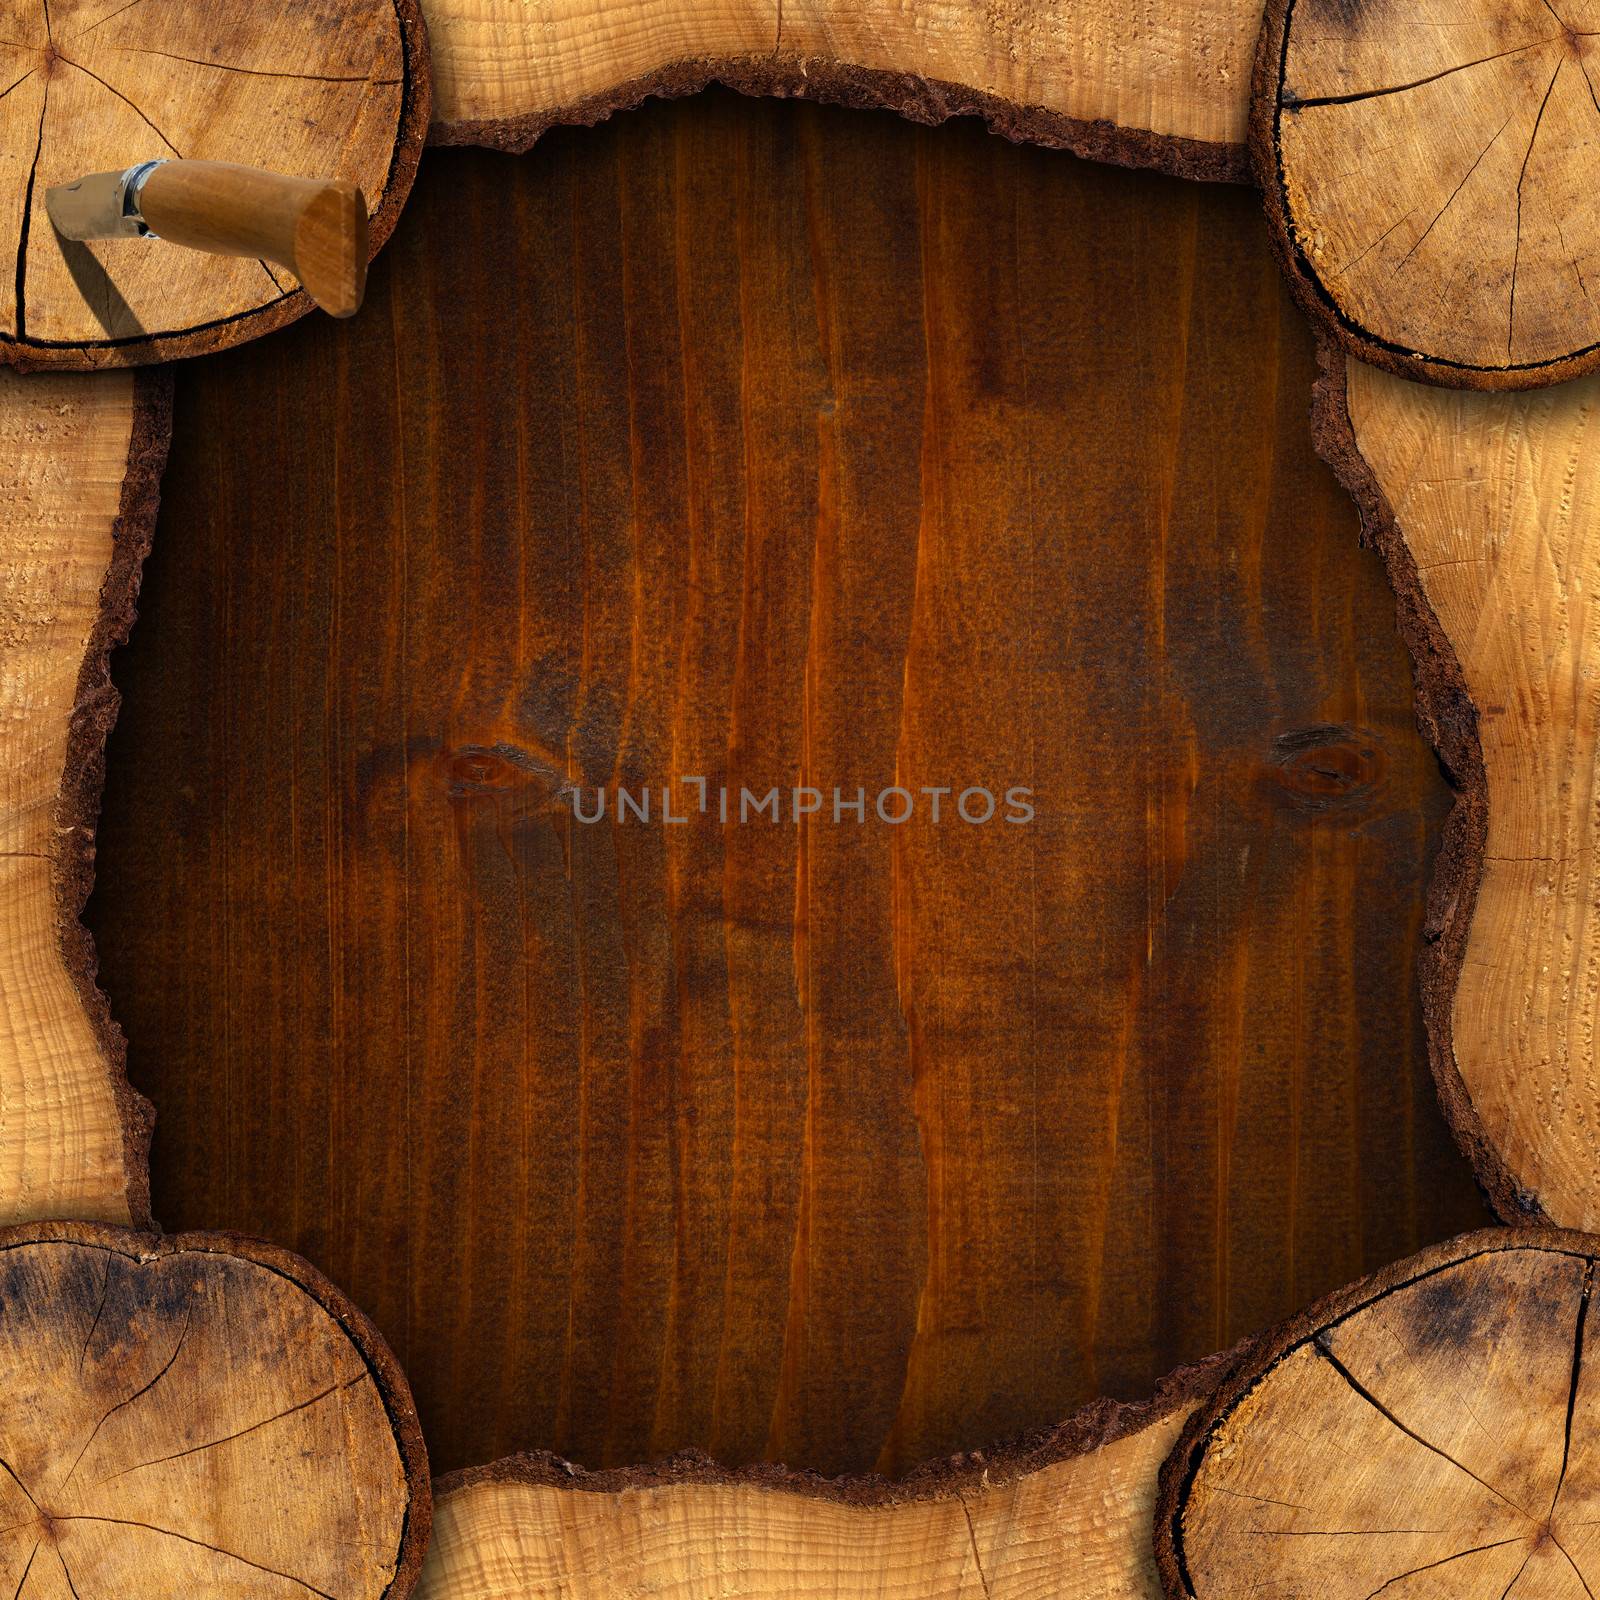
[1160,1231,1600,1600]
[1257,0,1600,388]
[0,1222,428,1600]
[0,0,428,368]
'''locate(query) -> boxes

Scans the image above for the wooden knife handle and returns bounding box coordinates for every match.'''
[136,161,369,318]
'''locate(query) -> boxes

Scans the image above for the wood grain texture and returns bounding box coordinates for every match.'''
[418,0,1256,178]
[415,1358,1231,1600]
[0,1220,429,1600]
[0,0,428,368]
[1157,1229,1600,1600]
[0,366,163,1229]
[90,101,1490,1480]
[1327,355,1600,1231]
[1254,0,1600,389]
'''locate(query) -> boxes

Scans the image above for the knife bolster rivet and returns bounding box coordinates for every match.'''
[119,161,165,239]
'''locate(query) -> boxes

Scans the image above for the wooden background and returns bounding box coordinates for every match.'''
[89,92,1490,1480]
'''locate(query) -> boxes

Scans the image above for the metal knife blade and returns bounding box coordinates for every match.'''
[45,164,161,240]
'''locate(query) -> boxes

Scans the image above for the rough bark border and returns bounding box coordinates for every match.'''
[1152,1227,1596,1597]
[1,0,432,373]
[0,1218,433,1599]
[62,44,1250,1588]
[431,54,1249,184]
[52,368,172,1230]
[1250,0,1600,392]
[42,10,1550,1591]
[435,1343,1239,1518]
[1308,344,1527,1222]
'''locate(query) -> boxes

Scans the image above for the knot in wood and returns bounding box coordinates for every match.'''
[438,742,570,819]
[1268,724,1386,813]
[445,747,520,793]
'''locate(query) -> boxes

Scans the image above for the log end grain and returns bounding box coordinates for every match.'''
[0,1221,430,1598]
[1158,1230,1600,1599]
[1253,0,1600,389]
[0,0,430,368]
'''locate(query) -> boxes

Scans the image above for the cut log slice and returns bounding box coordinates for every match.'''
[414,1358,1232,1600]
[0,365,165,1227]
[0,0,429,368]
[421,0,1258,180]
[1323,351,1600,1231]
[1157,1230,1600,1600]
[1254,0,1600,388]
[0,1222,429,1598]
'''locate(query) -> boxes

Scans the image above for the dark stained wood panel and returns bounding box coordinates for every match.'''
[89,93,1491,1480]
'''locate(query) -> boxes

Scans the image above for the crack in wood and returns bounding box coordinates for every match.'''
[1496,1544,1536,1600]
[12,70,46,341]
[0,1234,422,1598]
[56,53,182,155]
[0,0,420,360]
[103,44,400,84]
[1160,1241,1600,1596]
[1206,1485,1311,1510]
[0,65,34,105]
[1509,58,1564,360]
[1263,0,1600,379]
[54,1515,341,1599]
[1334,206,1417,277]
[1244,1526,1456,1536]
[1314,1338,1536,1523]
[77,1257,112,1376]
[1551,1260,1594,1520]
[958,1496,993,1600]
[0,1463,34,1513]
[8,1542,35,1600]
[1282,35,1558,109]
[1394,110,1514,272]
[57,1305,191,1494]
[1558,1536,1599,1600]
[88,1372,366,1486]
[60,0,145,45]
[1361,1537,1528,1600]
